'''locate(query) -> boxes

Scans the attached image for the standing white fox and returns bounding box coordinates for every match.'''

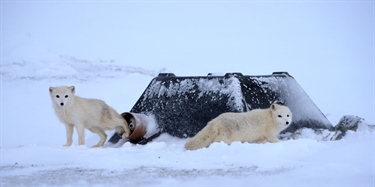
[49,86,130,147]
[185,103,292,150]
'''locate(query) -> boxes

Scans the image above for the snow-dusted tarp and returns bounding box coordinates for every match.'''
[109,72,332,144]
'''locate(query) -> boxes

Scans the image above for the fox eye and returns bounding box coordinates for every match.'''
[65,95,68,98]
[278,115,282,118]
[56,95,60,98]
[287,115,290,117]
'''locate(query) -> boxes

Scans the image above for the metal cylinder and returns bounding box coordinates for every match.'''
[120,112,158,142]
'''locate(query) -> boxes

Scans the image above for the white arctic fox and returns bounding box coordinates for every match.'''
[185,103,292,150]
[49,86,130,147]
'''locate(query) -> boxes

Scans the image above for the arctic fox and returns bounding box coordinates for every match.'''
[49,86,130,147]
[185,104,292,150]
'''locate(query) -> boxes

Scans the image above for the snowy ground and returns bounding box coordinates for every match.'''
[1,131,374,186]
[1,71,374,186]
[1,1,374,186]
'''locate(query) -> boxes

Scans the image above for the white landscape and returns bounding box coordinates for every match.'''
[1,1,374,186]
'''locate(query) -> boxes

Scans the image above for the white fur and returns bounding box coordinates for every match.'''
[49,86,130,147]
[185,104,292,150]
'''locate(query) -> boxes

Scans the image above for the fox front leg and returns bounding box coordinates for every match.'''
[265,135,280,143]
[64,124,74,146]
[75,125,86,146]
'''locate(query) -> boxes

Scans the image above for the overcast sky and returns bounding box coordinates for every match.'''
[1,1,374,123]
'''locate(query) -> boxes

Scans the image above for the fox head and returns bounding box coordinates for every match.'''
[49,86,75,107]
[270,104,292,130]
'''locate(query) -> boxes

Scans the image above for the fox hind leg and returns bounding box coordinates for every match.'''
[89,127,107,147]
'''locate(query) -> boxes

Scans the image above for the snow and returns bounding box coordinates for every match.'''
[145,76,244,111]
[280,75,333,127]
[1,1,374,186]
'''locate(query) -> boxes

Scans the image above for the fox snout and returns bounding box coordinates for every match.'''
[60,102,65,106]
[129,119,135,130]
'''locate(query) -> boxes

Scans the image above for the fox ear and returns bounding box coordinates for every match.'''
[69,86,75,94]
[49,87,55,93]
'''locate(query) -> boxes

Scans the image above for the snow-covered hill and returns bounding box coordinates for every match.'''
[1,34,165,81]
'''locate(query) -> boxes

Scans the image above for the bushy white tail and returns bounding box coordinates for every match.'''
[185,122,216,150]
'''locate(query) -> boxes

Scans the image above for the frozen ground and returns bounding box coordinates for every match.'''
[1,1,374,186]
[1,71,374,186]
[1,130,374,186]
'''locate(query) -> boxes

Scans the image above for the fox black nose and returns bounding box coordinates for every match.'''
[129,123,135,130]
[60,103,64,106]
[286,121,289,125]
